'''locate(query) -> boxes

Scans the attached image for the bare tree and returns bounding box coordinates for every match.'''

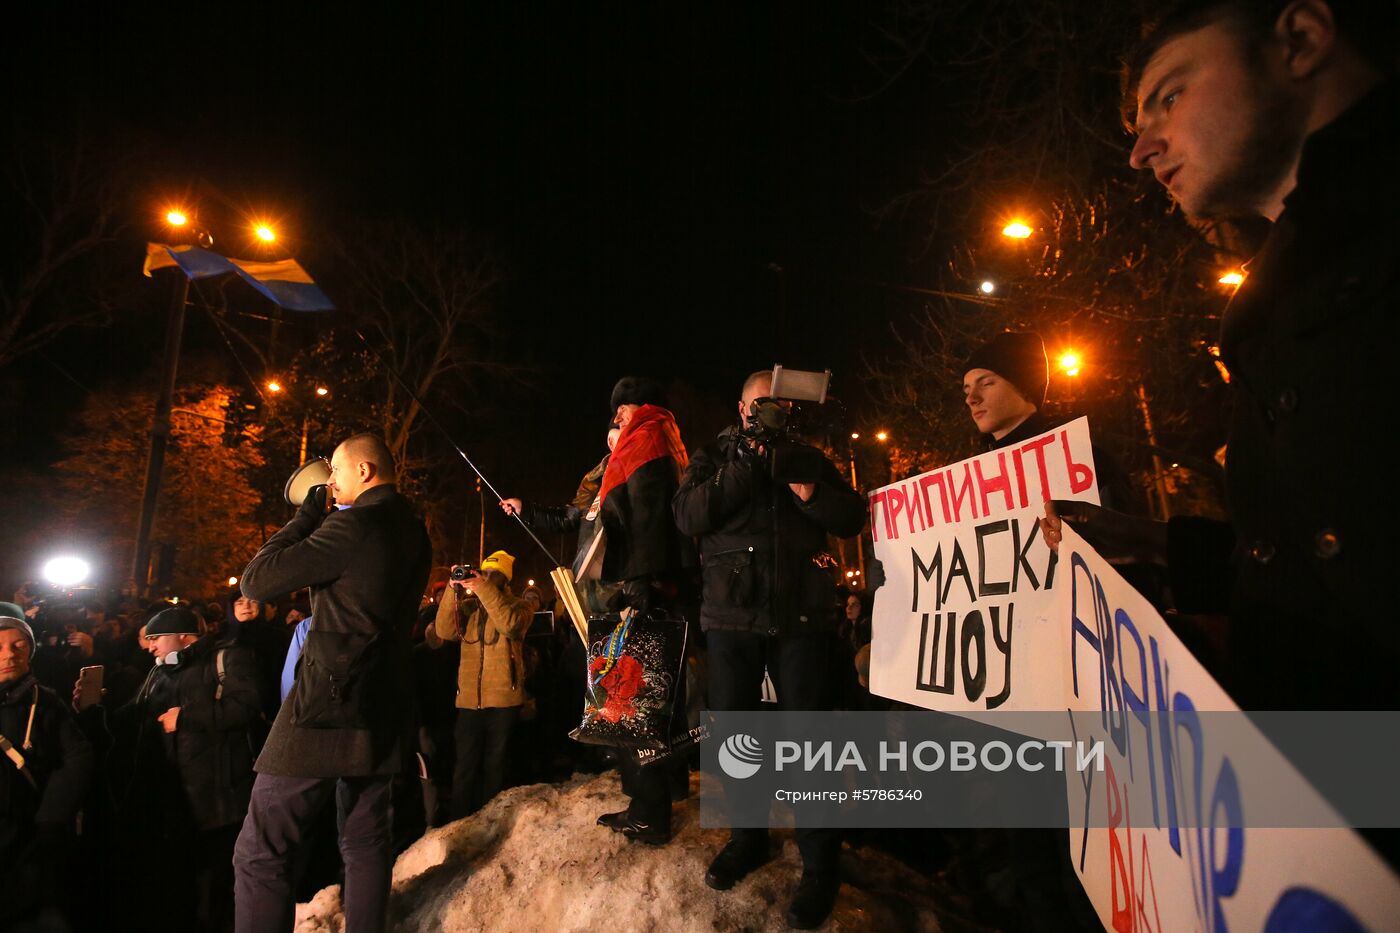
[0,138,127,368]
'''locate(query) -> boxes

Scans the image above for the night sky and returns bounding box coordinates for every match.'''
[5,4,962,581]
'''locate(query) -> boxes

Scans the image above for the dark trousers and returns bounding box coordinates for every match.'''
[707,629,841,875]
[233,772,394,933]
[451,706,518,819]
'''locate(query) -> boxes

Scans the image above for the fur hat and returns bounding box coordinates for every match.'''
[609,376,667,413]
[964,331,1049,407]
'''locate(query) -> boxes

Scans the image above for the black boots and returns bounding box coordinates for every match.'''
[704,836,771,890]
[785,870,839,929]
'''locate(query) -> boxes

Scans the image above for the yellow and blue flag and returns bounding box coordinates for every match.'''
[144,243,335,312]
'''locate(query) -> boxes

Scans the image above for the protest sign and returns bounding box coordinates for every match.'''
[1057,523,1400,932]
[868,417,1099,713]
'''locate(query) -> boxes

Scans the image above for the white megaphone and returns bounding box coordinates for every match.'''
[284,458,332,507]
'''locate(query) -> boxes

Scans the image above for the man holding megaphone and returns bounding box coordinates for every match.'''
[231,433,432,933]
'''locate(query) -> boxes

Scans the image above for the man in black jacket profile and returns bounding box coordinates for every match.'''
[673,369,865,929]
[233,433,432,933]
[1048,0,1400,711]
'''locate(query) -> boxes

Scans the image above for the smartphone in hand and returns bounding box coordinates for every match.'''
[75,665,104,711]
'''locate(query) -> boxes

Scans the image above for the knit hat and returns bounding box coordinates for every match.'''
[479,550,516,582]
[609,376,667,413]
[964,331,1049,408]
[144,606,204,638]
[0,602,34,651]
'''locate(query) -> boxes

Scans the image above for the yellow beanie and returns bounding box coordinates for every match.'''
[479,550,516,582]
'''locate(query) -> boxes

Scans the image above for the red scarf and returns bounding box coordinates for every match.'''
[599,404,688,504]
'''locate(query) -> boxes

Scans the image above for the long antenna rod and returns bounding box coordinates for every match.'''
[352,327,555,562]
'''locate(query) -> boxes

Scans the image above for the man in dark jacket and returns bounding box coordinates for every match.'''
[233,433,432,933]
[104,605,263,932]
[1049,0,1400,710]
[673,369,865,929]
[0,604,94,929]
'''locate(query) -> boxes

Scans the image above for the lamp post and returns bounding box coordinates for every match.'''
[847,429,890,588]
[132,209,202,594]
[1056,348,1172,521]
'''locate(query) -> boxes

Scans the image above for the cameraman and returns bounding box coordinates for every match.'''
[433,551,533,818]
[673,369,865,930]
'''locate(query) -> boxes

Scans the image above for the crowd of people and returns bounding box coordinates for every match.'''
[4,1,1398,931]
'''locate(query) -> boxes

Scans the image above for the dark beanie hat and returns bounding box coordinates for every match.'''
[964,332,1049,408]
[609,376,667,412]
[0,602,34,649]
[145,606,203,638]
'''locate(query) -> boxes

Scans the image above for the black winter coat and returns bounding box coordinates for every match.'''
[0,675,93,925]
[242,483,432,777]
[110,636,263,831]
[1167,81,1400,709]
[673,427,866,634]
[0,675,93,851]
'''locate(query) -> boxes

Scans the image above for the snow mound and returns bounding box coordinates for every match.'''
[294,772,946,932]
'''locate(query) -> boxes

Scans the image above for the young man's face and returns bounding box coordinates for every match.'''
[963,368,1036,439]
[145,632,191,659]
[1129,18,1305,220]
[0,629,32,684]
[232,596,260,623]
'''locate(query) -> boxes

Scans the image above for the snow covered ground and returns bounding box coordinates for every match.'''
[293,772,951,932]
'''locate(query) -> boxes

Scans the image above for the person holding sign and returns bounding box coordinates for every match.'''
[965,331,1133,513]
[1051,0,1400,712]
[674,369,865,930]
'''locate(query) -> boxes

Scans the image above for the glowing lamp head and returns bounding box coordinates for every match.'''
[1058,352,1082,377]
[266,380,283,394]
[42,556,91,587]
[1002,221,1033,239]
[315,386,329,397]
[228,576,239,586]
[1218,271,1245,287]
[875,431,889,442]
[166,210,188,227]
[850,432,860,440]
[255,225,276,243]
[979,280,996,294]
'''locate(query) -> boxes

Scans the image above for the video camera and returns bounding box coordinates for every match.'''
[739,366,841,484]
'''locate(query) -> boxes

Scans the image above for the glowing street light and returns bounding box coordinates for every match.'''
[1218,270,1245,287]
[43,556,91,587]
[266,380,283,393]
[255,224,277,243]
[979,280,996,294]
[228,576,239,586]
[1001,221,1033,239]
[315,386,329,397]
[875,431,889,442]
[166,210,188,227]
[1058,351,1082,378]
[850,432,860,440]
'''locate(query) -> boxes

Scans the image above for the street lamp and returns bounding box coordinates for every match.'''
[266,380,283,394]
[228,576,239,586]
[1218,270,1245,287]
[166,210,188,227]
[1057,351,1082,378]
[254,224,277,243]
[1001,220,1033,239]
[979,280,996,294]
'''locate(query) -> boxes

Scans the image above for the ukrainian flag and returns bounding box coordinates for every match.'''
[143,243,335,312]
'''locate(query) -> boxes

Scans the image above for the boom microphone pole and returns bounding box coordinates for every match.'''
[349,326,554,561]
[349,328,592,643]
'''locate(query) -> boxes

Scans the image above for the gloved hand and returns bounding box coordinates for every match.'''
[608,578,654,616]
[296,483,334,525]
